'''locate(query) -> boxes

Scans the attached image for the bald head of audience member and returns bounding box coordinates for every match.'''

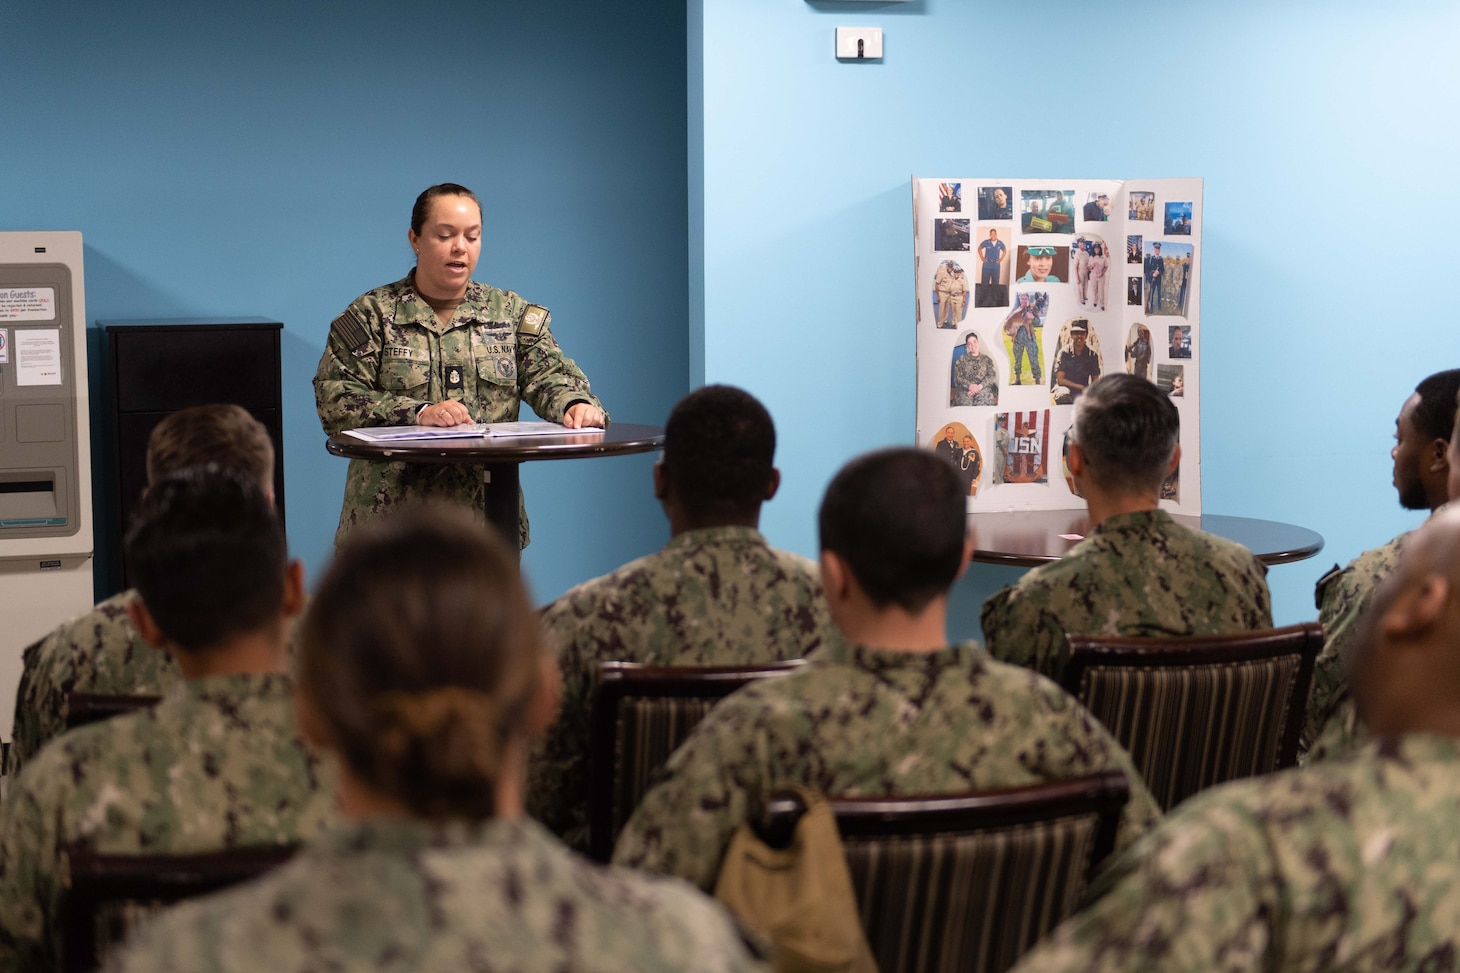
[1066,373,1179,525]
[125,467,302,678]
[146,403,275,497]
[817,447,971,650]
[1393,370,1460,512]
[1350,506,1460,738]
[655,385,778,533]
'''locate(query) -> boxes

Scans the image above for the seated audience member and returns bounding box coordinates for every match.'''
[981,373,1271,678]
[1009,505,1460,973]
[611,448,1160,892]
[0,469,332,972]
[7,404,276,776]
[530,385,833,849]
[110,508,767,972]
[1306,368,1460,761]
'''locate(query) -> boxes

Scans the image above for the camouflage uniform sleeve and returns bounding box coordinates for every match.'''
[5,638,51,781]
[611,697,774,892]
[1305,560,1371,758]
[978,355,999,400]
[514,305,606,424]
[526,596,598,850]
[0,753,71,971]
[981,584,1068,678]
[1008,801,1278,973]
[313,301,428,435]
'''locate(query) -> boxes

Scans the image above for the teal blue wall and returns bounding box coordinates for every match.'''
[694,0,1460,638]
[1,0,688,605]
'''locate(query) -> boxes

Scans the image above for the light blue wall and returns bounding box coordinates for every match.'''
[695,0,1460,638]
[1,0,688,604]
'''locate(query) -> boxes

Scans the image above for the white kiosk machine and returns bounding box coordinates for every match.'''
[0,231,93,742]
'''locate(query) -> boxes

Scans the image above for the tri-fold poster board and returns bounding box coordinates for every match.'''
[913,177,1203,515]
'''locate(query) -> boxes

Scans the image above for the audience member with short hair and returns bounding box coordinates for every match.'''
[7,404,276,776]
[0,469,331,972]
[529,385,833,849]
[1010,504,1460,973]
[110,507,767,972]
[1306,368,1460,760]
[612,447,1159,891]
[982,374,1271,678]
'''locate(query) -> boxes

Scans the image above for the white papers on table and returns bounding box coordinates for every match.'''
[341,421,604,443]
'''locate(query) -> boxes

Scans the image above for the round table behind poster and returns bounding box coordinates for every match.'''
[967,510,1323,567]
[326,423,665,549]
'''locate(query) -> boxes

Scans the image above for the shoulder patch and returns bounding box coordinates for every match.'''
[1314,563,1343,610]
[330,309,372,355]
[518,304,550,337]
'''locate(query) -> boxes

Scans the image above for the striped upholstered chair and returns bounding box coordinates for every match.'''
[1059,622,1322,812]
[755,771,1130,973]
[585,660,805,862]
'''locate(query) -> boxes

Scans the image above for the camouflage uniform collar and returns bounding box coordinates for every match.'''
[180,671,294,706]
[399,271,493,334]
[665,525,767,550]
[1091,508,1173,535]
[314,813,544,856]
[811,637,979,673]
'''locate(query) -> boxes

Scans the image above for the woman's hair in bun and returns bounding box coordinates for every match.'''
[299,505,543,820]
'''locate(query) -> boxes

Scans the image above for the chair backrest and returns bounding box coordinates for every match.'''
[64,694,163,732]
[61,844,297,973]
[1060,622,1322,812]
[756,771,1130,973]
[586,660,804,862]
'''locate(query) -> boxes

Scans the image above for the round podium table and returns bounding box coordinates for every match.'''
[967,510,1323,568]
[326,423,664,547]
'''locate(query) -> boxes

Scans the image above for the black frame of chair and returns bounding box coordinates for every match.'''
[62,844,298,973]
[586,659,805,862]
[1059,622,1323,801]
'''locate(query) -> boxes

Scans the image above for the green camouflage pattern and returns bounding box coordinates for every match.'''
[529,526,834,851]
[611,639,1162,891]
[1009,734,1460,973]
[5,590,182,780]
[1306,534,1407,763]
[313,273,605,547]
[981,509,1273,678]
[108,816,768,973]
[952,351,999,406]
[0,673,334,972]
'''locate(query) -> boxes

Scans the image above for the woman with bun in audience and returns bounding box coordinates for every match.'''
[111,507,766,972]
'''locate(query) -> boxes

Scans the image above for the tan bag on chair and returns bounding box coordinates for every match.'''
[714,787,878,973]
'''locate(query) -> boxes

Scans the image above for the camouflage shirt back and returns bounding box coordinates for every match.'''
[6,589,183,780]
[981,509,1273,678]
[0,673,334,972]
[529,526,833,850]
[612,639,1161,891]
[1010,734,1460,973]
[109,816,767,973]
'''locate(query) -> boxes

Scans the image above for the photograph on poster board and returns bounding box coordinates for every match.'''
[977,186,1013,220]
[1162,433,1180,501]
[1127,277,1142,306]
[1164,201,1193,235]
[1143,241,1195,316]
[1015,245,1066,283]
[1061,427,1082,497]
[1157,364,1185,397]
[1051,318,1103,406]
[1168,325,1192,359]
[1072,235,1111,310]
[1001,410,1050,484]
[938,182,962,213]
[974,226,1010,308]
[1129,192,1155,221]
[935,219,970,251]
[932,259,969,329]
[929,422,983,497]
[1002,292,1047,386]
[951,330,999,407]
[1126,235,1142,264]
[1021,190,1077,233]
[1082,192,1112,222]
[1125,323,1153,380]
[991,413,1010,486]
